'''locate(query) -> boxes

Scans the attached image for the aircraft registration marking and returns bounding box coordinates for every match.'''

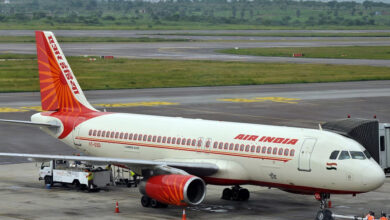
[218,97,301,104]
[77,136,292,162]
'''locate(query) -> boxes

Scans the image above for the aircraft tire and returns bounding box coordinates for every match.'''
[222,188,232,200]
[150,199,160,208]
[315,209,333,220]
[238,188,250,201]
[141,196,151,207]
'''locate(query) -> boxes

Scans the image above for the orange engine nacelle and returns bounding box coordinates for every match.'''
[139,174,206,206]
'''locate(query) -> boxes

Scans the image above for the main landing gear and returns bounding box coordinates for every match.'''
[141,195,168,208]
[221,185,250,201]
[315,193,334,220]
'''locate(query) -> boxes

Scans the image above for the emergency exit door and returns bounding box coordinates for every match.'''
[298,138,317,172]
[73,118,84,148]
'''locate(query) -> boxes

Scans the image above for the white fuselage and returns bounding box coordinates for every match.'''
[32,112,385,194]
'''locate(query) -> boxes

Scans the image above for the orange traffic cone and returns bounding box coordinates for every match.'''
[182,208,186,220]
[115,201,120,213]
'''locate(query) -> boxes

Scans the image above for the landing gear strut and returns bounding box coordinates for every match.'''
[221,185,250,201]
[315,193,334,220]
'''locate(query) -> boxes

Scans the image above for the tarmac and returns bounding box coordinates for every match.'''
[0,81,389,219]
[0,163,388,220]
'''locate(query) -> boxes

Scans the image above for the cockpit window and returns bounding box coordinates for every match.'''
[350,151,366,160]
[329,151,339,160]
[363,150,372,159]
[338,151,351,160]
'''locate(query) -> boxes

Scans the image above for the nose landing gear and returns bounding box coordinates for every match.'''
[221,185,250,201]
[315,193,334,220]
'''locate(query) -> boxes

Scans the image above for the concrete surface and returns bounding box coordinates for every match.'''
[0,163,388,220]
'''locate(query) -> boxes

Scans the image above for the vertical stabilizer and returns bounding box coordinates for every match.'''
[35,31,97,112]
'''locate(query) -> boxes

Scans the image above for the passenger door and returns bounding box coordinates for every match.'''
[298,138,317,172]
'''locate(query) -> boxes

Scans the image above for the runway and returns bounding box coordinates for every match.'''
[1,30,390,66]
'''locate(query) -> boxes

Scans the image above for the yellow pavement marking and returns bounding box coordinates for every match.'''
[218,97,301,104]
[0,107,29,112]
[95,101,179,108]
[21,106,43,112]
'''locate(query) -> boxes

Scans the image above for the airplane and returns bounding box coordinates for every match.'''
[0,31,385,220]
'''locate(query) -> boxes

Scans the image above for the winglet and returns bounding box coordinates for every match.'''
[35,31,97,113]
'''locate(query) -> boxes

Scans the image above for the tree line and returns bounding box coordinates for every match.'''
[0,0,389,27]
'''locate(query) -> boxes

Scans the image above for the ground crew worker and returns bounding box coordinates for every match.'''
[366,211,375,220]
[130,170,138,187]
[380,213,388,220]
[86,170,94,189]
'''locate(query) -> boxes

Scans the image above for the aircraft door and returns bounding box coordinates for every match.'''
[72,117,84,149]
[298,138,317,172]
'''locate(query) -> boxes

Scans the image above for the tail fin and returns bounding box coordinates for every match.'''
[35,31,97,113]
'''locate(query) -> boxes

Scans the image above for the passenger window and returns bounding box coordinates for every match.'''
[350,151,366,160]
[119,132,123,139]
[284,149,289,156]
[128,133,133,140]
[124,133,128,139]
[177,138,181,144]
[133,134,138,140]
[256,146,261,153]
[89,129,93,136]
[167,137,171,144]
[240,144,245,151]
[234,144,239,151]
[157,136,162,143]
[262,146,267,154]
[213,142,218,149]
[102,131,106,137]
[205,140,210,148]
[153,136,157,142]
[93,130,97,136]
[245,145,250,152]
[229,143,234,151]
[192,139,196,146]
[115,132,120,139]
[162,137,167,143]
[138,134,142,141]
[338,151,351,160]
[181,138,186,145]
[251,145,255,152]
[186,139,191,146]
[97,130,101,137]
[148,135,152,142]
[110,132,115,138]
[278,148,283,155]
[272,147,278,155]
[224,143,229,150]
[106,131,110,138]
[267,147,272,154]
[143,135,147,141]
[329,150,339,160]
[219,142,223,149]
[172,137,176,144]
[290,149,295,157]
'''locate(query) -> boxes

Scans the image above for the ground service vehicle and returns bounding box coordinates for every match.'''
[0,31,385,220]
[39,159,111,191]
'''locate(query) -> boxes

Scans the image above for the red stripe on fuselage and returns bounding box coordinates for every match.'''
[77,136,292,162]
[202,177,364,195]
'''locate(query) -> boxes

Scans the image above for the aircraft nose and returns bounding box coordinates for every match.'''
[361,164,386,191]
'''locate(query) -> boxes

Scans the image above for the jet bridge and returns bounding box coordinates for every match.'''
[322,118,390,173]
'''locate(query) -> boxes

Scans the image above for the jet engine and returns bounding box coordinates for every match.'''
[139,174,206,206]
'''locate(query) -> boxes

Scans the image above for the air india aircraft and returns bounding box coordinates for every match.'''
[0,31,385,220]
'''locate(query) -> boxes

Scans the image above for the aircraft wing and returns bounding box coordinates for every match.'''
[0,153,219,176]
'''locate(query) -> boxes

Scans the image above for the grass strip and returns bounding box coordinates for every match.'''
[218,46,390,60]
[156,32,390,38]
[0,55,389,92]
[0,36,190,43]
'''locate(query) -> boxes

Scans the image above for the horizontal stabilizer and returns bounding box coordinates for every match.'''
[0,119,60,128]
